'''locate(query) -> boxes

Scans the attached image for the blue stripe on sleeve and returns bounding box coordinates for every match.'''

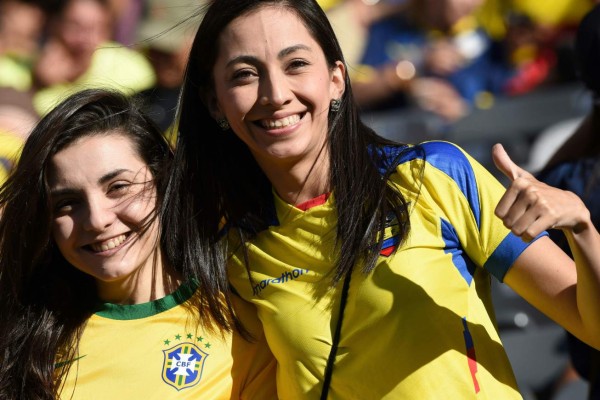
[484,232,548,281]
[420,142,481,229]
[381,142,482,229]
[441,218,476,286]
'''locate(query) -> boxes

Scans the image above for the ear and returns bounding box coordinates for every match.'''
[329,60,346,100]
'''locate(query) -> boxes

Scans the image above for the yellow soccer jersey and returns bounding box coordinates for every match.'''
[57,283,277,399]
[228,141,543,399]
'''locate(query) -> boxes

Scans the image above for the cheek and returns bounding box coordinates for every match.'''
[222,90,255,118]
[212,77,255,117]
[123,192,157,225]
[303,74,336,104]
[51,218,74,251]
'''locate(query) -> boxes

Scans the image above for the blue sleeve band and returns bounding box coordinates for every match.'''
[484,232,549,282]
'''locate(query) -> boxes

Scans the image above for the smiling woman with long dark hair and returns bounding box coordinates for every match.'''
[168,0,600,398]
[0,88,276,399]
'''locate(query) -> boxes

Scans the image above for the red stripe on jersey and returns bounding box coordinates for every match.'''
[295,193,330,211]
[467,347,480,393]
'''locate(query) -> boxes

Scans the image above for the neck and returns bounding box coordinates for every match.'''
[256,148,331,205]
[97,248,182,305]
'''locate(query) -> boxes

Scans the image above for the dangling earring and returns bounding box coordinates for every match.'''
[217,118,230,131]
[330,98,341,112]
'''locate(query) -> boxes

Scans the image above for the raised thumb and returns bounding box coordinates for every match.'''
[492,143,528,181]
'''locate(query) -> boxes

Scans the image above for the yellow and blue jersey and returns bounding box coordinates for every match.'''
[229,141,543,399]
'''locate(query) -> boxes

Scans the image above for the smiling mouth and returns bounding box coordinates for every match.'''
[87,233,130,253]
[259,113,302,129]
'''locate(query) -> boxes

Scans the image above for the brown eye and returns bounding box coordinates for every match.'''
[53,198,78,214]
[288,59,309,70]
[231,66,258,83]
[108,182,132,196]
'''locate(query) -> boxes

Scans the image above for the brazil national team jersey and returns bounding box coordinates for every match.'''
[57,282,277,399]
[228,141,542,399]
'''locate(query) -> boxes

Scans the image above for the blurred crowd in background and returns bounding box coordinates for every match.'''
[0,0,599,399]
[0,0,597,175]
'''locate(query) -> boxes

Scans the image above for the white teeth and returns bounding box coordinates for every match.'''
[261,114,300,129]
[91,234,127,252]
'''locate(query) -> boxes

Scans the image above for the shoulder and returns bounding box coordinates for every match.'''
[376,141,475,175]
[90,41,155,83]
[383,141,490,215]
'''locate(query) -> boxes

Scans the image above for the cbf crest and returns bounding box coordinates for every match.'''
[162,343,208,390]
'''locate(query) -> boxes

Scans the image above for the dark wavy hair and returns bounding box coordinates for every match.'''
[0,89,175,399]
[168,0,411,296]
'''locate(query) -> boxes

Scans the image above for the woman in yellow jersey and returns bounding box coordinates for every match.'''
[0,89,276,399]
[169,0,600,398]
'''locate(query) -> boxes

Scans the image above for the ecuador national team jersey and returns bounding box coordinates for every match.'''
[57,283,277,399]
[228,141,542,399]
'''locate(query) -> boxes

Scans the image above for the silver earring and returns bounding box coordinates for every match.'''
[217,118,230,131]
[330,98,341,112]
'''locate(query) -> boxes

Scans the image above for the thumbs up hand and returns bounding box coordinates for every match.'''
[492,143,590,241]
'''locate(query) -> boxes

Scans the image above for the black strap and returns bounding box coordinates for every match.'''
[320,271,352,400]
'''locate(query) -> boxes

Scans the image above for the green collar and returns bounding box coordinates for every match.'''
[94,281,197,320]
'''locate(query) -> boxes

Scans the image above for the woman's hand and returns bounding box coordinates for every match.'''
[494,143,600,348]
[492,143,592,241]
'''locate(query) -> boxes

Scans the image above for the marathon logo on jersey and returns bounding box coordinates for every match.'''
[162,343,208,391]
[252,267,309,296]
[380,211,401,257]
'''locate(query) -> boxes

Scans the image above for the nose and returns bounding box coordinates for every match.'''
[83,196,116,232]
[259,69,293,107]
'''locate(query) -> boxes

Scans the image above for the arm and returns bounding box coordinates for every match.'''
[493,143,600,349]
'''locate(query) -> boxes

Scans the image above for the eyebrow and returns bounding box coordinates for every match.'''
[225,44,312,68]
[49,168,132,197]
[98,168,131,185]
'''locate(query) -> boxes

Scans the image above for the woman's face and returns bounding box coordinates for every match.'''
[47,132,161,300]
[58,0,110,56]
[210,5,345,170]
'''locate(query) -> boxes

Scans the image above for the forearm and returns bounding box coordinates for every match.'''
[566,221,600,347]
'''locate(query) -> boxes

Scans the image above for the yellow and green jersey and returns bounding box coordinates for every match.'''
[229,141,542,399]
[57,283,277,399]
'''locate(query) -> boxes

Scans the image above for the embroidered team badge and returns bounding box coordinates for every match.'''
[380,211,401,257]
[162,342,208,391]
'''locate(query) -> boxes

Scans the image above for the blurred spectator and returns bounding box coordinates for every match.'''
[326,0,408,69]
[510,0,593,28]
[0,0,46,91]
[0,88,36,140]
[479,0,595,95]
[318,0,343,11]
[32,0,155,115]
[351,0,514,124]
[0,88,38,185]
[0,1,43,184]
[135,0,205,134]
[536,4,600,399]
[107,0,144,45]
[0,129,24,185]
